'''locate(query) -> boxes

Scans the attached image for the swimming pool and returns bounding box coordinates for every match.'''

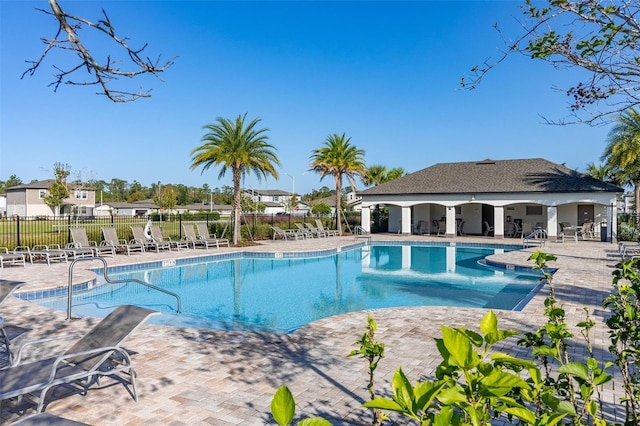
[33,244,541,333]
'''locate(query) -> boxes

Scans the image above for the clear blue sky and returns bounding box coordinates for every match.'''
[0,1,611,195]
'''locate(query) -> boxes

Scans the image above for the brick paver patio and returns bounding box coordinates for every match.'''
[0,234,627,424]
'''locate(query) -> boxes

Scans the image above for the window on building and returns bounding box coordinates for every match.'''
[38,189,47,199]
[526,205,543,216]
[273,196,279,202]
[75,190,88,200]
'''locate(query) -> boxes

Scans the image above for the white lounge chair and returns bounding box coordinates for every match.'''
[69,228,115,257]
[315,219,339,236]
[182,224,216,249]
[0,248,25,269]
[195,223,230,247]
[0,305,159,413]
[101,227,145,255]
[150,226,190,251]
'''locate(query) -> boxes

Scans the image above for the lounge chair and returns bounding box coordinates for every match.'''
[294,223,314,239]
[271,225,302,241]
[14,246,69,265]
[0,248,25,269]
[0,305,159,413]
[150,225,190,251]
[195,222,230,247]
[130,226,165,253]
[101,227,144,256]
[69,228,115,257]
[315,219,339,236]
[559,224,578,243]
[1,281,25,364]
[304,222,326,238]
[182,224,215,249]
[9,412,90,425]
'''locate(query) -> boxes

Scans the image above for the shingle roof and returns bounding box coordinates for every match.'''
[250,189,291,196]
[7,179,93,191]
[360,158,623,196]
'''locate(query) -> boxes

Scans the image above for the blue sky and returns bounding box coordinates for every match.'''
[0,1,611,195]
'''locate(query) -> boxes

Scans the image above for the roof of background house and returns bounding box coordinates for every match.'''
[360,158,624,196]
[7,179,94,191]
[249,189,291,196]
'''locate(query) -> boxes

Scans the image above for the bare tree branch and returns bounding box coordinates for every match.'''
[462,0,640,125]
[22,0,177,102]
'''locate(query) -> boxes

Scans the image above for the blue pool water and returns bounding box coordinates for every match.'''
[34,245,541,333]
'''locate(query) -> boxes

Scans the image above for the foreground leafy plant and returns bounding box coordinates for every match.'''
[271,385,331,426]
[347,315,386,425]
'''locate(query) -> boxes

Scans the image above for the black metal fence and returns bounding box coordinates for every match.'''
[0,213,360,250]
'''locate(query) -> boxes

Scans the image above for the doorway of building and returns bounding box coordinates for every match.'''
[577,204,594,226]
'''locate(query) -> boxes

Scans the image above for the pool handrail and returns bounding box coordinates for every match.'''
[67,256,181,320]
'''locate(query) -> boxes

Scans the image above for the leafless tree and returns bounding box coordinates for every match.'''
[462,0,640,126]
[22,0,177,102]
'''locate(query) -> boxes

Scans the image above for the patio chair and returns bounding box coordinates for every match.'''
[271,226,302,241]
[14,246,68,266]
[560,225,578,243]
[304,222,326,238]
[1,281,25,364]
[182,224,215,249]
[0,248,25,269]
[483,221,494,236]
[69,228,115,257]
[101,227,144,256]
[0,305,159,413]
[8,412,90,425]
[195,222,230,247]
[579,222,594,240]
[130,226,167,253]
[150,225,190,251]
[294,223,314,239]
[315,219,339,236]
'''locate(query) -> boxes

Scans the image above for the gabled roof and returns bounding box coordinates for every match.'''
[249,189,291,196]
[7,179,94,191]
[360,158,623,196]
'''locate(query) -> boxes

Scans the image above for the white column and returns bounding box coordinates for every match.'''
[547,206,558,239]
[446,206,456,237]
[446,246,456,272]
[361,206,371,233]
[494,206,504,238]
[401,206,411,234]
[402,245,411,269]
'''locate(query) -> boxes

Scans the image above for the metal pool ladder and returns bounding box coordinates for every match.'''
[67,256,182,320]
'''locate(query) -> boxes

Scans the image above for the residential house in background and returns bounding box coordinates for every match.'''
[0,194,6,218]
[6,180,96,218]
[245,189,310,215]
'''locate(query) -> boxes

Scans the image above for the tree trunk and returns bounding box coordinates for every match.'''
[632,182,640,226]
[232,168,242,245]
[335,174,343,235]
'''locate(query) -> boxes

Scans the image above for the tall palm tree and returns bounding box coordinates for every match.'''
[190,114,280,244]
[309,133,366,235]
[602,108,640,222]
[585,162,618,184]
[362,165,406,231]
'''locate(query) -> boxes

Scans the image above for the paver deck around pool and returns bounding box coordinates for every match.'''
[0,234,627,425]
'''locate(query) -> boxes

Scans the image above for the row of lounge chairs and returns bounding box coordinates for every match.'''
[0,280,158,418]
[0,223,230,267]
[271,220,340,241]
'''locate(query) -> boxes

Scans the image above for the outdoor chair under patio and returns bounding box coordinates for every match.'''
[0,305,159,414]
[0,248,25,269]
[101,227,145,256]
[195,223,230,247]
[69,228,115,257]
[150,225,190,251]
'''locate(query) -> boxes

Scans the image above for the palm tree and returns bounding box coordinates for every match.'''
[362,165,407,231]
[602,108,640,222]
[309,133,366,236]
[190,114,280,244]
[585,162,617,184]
